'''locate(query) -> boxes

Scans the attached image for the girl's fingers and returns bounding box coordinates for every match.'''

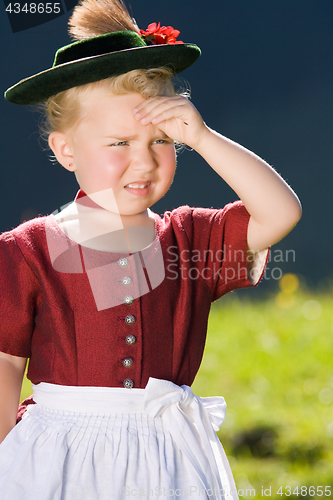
[149,105,189,125]
[135,100,190,125]
[134,95,183,111]
[133,96,188,121]
[133,97,164,118]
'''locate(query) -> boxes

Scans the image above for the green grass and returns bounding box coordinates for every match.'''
[192,290,333,497]
[20,288,333,497]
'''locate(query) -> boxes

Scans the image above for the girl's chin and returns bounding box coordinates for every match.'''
[117,209,151,219]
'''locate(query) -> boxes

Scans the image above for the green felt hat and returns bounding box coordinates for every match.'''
[4,30,201,105]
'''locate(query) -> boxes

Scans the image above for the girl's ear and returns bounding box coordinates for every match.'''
[48,131,75,172]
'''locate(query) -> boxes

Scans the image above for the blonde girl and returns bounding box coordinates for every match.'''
[0,0,301,498]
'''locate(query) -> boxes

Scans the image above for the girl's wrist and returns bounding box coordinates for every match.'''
[190,124,212,153]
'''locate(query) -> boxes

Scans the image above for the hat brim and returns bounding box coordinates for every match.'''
[5,43,200,105]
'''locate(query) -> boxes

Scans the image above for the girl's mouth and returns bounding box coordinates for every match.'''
[124,181,152,196]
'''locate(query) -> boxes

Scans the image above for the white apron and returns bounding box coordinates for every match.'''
[0,378,238,500]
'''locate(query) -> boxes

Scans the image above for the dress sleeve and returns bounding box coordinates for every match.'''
[188,201,269,301]
[0,231,39,357]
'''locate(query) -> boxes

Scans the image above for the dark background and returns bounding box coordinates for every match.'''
[1,0,332,293]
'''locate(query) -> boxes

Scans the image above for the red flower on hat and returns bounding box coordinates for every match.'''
[139,22,184,45]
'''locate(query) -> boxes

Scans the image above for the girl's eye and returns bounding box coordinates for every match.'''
[112,141,128,146]
[154,139,166,144]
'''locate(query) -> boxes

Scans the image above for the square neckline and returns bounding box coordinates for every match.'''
[49,208,160,256]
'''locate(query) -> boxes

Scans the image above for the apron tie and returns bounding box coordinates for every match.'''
[143,377,238,500]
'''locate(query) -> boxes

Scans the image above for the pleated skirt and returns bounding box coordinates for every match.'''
[0,378,238,500]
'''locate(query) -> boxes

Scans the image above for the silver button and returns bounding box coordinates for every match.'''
[118,258,129,267]
[122,276,132,286]
[125,315,136,325]
[123,379,134,389]
[125,335,136,345]
[122,358,133,368]
[124,295,134,305]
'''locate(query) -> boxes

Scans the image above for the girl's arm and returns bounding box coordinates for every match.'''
[133,96,302,252]
[0,352,27,443]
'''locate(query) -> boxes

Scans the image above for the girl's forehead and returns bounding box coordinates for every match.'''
[82,89,146,111]
[75,90,162,137]
[78,90,146,129]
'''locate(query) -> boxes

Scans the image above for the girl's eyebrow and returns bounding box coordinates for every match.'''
[102,135,137,140]
[103,132,170,140]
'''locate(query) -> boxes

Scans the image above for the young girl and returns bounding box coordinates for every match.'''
[1,0,301,498]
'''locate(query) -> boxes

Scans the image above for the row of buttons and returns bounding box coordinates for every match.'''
[119,258,135,389]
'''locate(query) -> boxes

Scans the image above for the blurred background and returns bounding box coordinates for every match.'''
[1,0,333,493]
[1,0,333,289]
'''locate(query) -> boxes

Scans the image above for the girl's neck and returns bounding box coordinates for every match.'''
[54,197,155,253]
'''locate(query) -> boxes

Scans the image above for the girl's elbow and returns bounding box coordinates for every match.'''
[289,198,302,227]
[279,201,302,240]
[272,200,302,245]
[281,190,302,228]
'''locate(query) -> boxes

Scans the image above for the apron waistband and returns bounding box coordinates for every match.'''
[32,383,144,413]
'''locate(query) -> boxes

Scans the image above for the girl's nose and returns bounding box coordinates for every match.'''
[131,148,157,172]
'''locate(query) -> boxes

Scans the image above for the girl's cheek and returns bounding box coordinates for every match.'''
[106,149,127,165]
[163,148,177,167]
[157,144,176,159]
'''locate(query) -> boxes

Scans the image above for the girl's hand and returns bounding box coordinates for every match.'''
[133,96,209,149]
